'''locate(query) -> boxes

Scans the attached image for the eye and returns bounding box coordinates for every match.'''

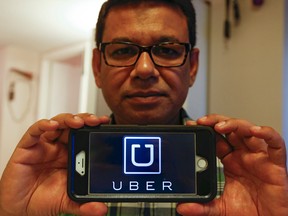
[108,45,138,59]
[152,44,184,59]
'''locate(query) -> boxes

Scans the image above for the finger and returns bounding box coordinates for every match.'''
[214,118,254,138]
[69,114,111,127]
[42,130,62,143]
[197,114,230,127]
[197,115,235,159]
[48,114,111,145]
[250,126,285,149]
[216,134,234,160]
[79,202,108,216]
[177,203,206,216]
[177,201,219,216]
[198,114,253,140]
[64,114,111,141]
[18,119,59,148]
[52,113,111,129]
[250,126,287,166]
[214,119,271,153]
[48,113,86,145]
[185,120,197,126]
[188,119,234,160]
[61,201,108,216]
[51,113,85,129]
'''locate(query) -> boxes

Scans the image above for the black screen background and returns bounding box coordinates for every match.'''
[89,132,196,194]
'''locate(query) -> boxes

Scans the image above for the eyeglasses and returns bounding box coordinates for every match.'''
[99,41,192,67]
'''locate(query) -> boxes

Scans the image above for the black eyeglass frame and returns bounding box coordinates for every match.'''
[98,41,192,68]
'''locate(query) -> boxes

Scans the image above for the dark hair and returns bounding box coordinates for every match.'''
[95,0,196,48]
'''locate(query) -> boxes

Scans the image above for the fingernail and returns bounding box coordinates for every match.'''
[199,116,207,121]
[216,121,226,128]
[49,120,59,126]
[186,120,197,126]
[89,114,98,120]
[251,126,261,131]
[73,115,81,120]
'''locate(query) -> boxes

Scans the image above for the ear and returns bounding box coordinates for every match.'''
[188,48,199,87]
[92,48,103,88]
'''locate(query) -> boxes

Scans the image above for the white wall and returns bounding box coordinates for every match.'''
[38,43,88,119]
[48,61,81,117]
[284,0,288,168]
[209,0,284,133]
[0,46,40,175]
[284,0,288,147]
[184,0,209,119]
[0,49,4,150]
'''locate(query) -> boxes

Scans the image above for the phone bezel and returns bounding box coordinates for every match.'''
[68,125,217,203]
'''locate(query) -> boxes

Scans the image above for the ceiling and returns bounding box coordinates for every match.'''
[0,0,106,53]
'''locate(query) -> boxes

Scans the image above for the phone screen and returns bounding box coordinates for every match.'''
[88,132,196,195]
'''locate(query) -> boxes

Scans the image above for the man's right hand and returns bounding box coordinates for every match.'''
[0,113,110,216]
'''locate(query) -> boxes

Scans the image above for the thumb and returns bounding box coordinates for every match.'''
[79,202,108,216]
[62,201,108,216]
[177,200,220,216]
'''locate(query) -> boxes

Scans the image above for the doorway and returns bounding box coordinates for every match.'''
[37,42,111,119]
[38,43,91,119]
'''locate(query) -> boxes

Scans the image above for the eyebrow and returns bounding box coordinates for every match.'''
[107,36,182,44]
[110,37,132,43]
[155,36,181,43]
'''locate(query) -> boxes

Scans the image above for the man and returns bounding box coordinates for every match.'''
[0,0,287,215]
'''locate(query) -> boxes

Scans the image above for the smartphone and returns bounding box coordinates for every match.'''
[68,125,217,203]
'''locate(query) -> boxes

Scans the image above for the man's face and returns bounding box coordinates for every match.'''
[93,2,199,124]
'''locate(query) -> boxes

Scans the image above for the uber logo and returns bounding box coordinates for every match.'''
[124,137,161,174]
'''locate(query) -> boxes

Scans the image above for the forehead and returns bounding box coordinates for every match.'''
[102,2,189,44]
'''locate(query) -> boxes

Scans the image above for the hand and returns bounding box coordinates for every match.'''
[0,113,110,216]
[179,114,288,216]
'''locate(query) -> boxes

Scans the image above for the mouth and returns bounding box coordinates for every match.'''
[126,91,167,98]
[127,93,165,99]
[125,91,167,104]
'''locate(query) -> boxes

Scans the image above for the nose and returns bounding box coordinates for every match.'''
[130,52,159,79]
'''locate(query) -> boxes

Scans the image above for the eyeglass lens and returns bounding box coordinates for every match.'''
[104,43,187,67]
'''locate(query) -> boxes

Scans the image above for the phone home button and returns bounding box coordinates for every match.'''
[196,158,208,171]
